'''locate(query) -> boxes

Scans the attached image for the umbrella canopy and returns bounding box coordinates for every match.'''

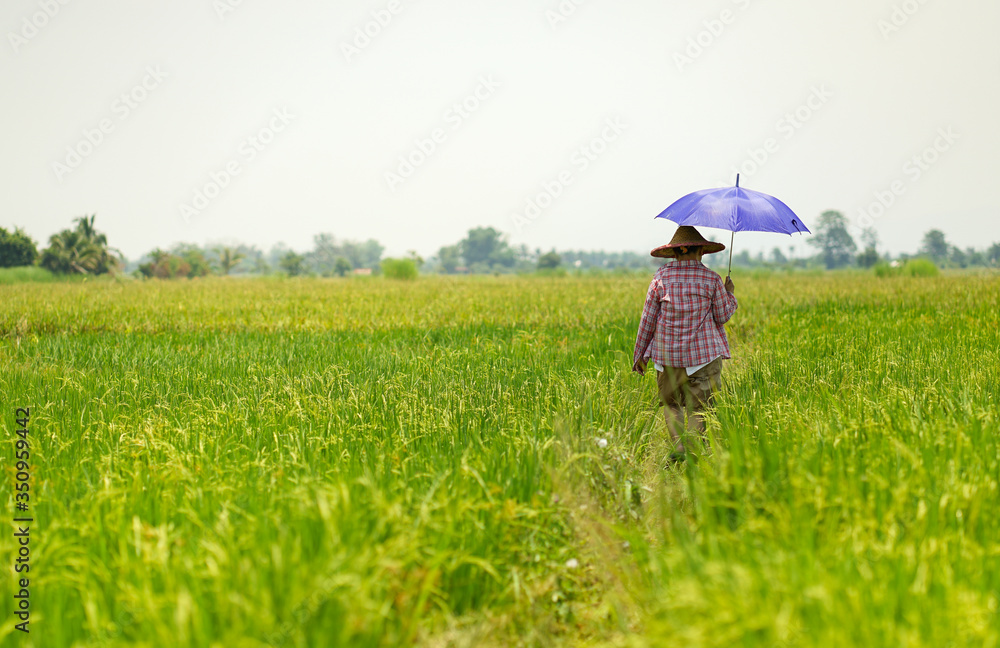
[654,175,808,276]
[655,175,809,235]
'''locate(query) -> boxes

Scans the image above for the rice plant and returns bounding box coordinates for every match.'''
[0,272,996,647]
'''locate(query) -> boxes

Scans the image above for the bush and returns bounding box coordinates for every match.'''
[0,228,38,267]
[873,261,897,278]
[903,258,939,277]
[381,258,418,280]
[537,251,561,270]
[137,250,201,279]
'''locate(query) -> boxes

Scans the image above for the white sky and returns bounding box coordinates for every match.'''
[3,0,998,261]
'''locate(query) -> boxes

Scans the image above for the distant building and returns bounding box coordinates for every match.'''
[352,268,372,276]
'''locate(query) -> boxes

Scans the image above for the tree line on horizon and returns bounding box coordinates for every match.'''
[766,210,1000,272]
[0,219,651,279]
[2,212,998,279]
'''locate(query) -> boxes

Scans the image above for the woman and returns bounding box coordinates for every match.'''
[632,226,737,460]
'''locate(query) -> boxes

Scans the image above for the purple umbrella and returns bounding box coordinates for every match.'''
[655,174,809,277]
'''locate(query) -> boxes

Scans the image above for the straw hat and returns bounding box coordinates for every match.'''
[651,226,726,258]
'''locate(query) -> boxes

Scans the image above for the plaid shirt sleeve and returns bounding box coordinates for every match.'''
[632,274,662,369]
[712,276,738,325]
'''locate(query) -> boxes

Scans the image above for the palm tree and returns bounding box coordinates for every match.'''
[215,246,245,275]
[78,214,121,273]
[40,215,121,275]
[39,230,102,274]
[73,214,106,246]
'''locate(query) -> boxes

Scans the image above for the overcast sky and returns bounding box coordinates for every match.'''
[3,0,998,261]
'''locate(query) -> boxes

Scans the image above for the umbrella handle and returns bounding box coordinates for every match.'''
[727,175,738,278]
[727,231,734,279]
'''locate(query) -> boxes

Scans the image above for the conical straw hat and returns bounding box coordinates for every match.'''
[650,226,726,258]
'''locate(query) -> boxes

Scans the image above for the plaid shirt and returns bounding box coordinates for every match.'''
[633,260,738,369]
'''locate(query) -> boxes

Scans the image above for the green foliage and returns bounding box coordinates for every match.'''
[989,242,1000,266]
[437,244,461,273]
[279,250,306,276]
[0,227,38,267]
[459,227,515,270]
[964,248,987,267]
[860,226,879,251]
[40,231,103,274]
[137,249,186,279]
[537,250,562,270]
[808,210,857,269]
[308,234,384,276]
[948,245,968,268]
[334,256,352,277]
[174,244,212,277]
[406,250,424,269]
[872,260,897,277]
[554,249,653,271]
[873,259,940,278]
[903,257,940,277]
[39,214,120,275]
[137,246,212,279]
[856,246,879,268]
[381,257,418,280]
[215,246,245,275]
[920,228,949,263]
[253,255,272,274]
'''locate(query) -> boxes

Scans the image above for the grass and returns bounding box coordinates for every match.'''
[0,273,997,647]
[0,267,59,284]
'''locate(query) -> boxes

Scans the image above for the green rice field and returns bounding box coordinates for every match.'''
[1,272,998,647]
